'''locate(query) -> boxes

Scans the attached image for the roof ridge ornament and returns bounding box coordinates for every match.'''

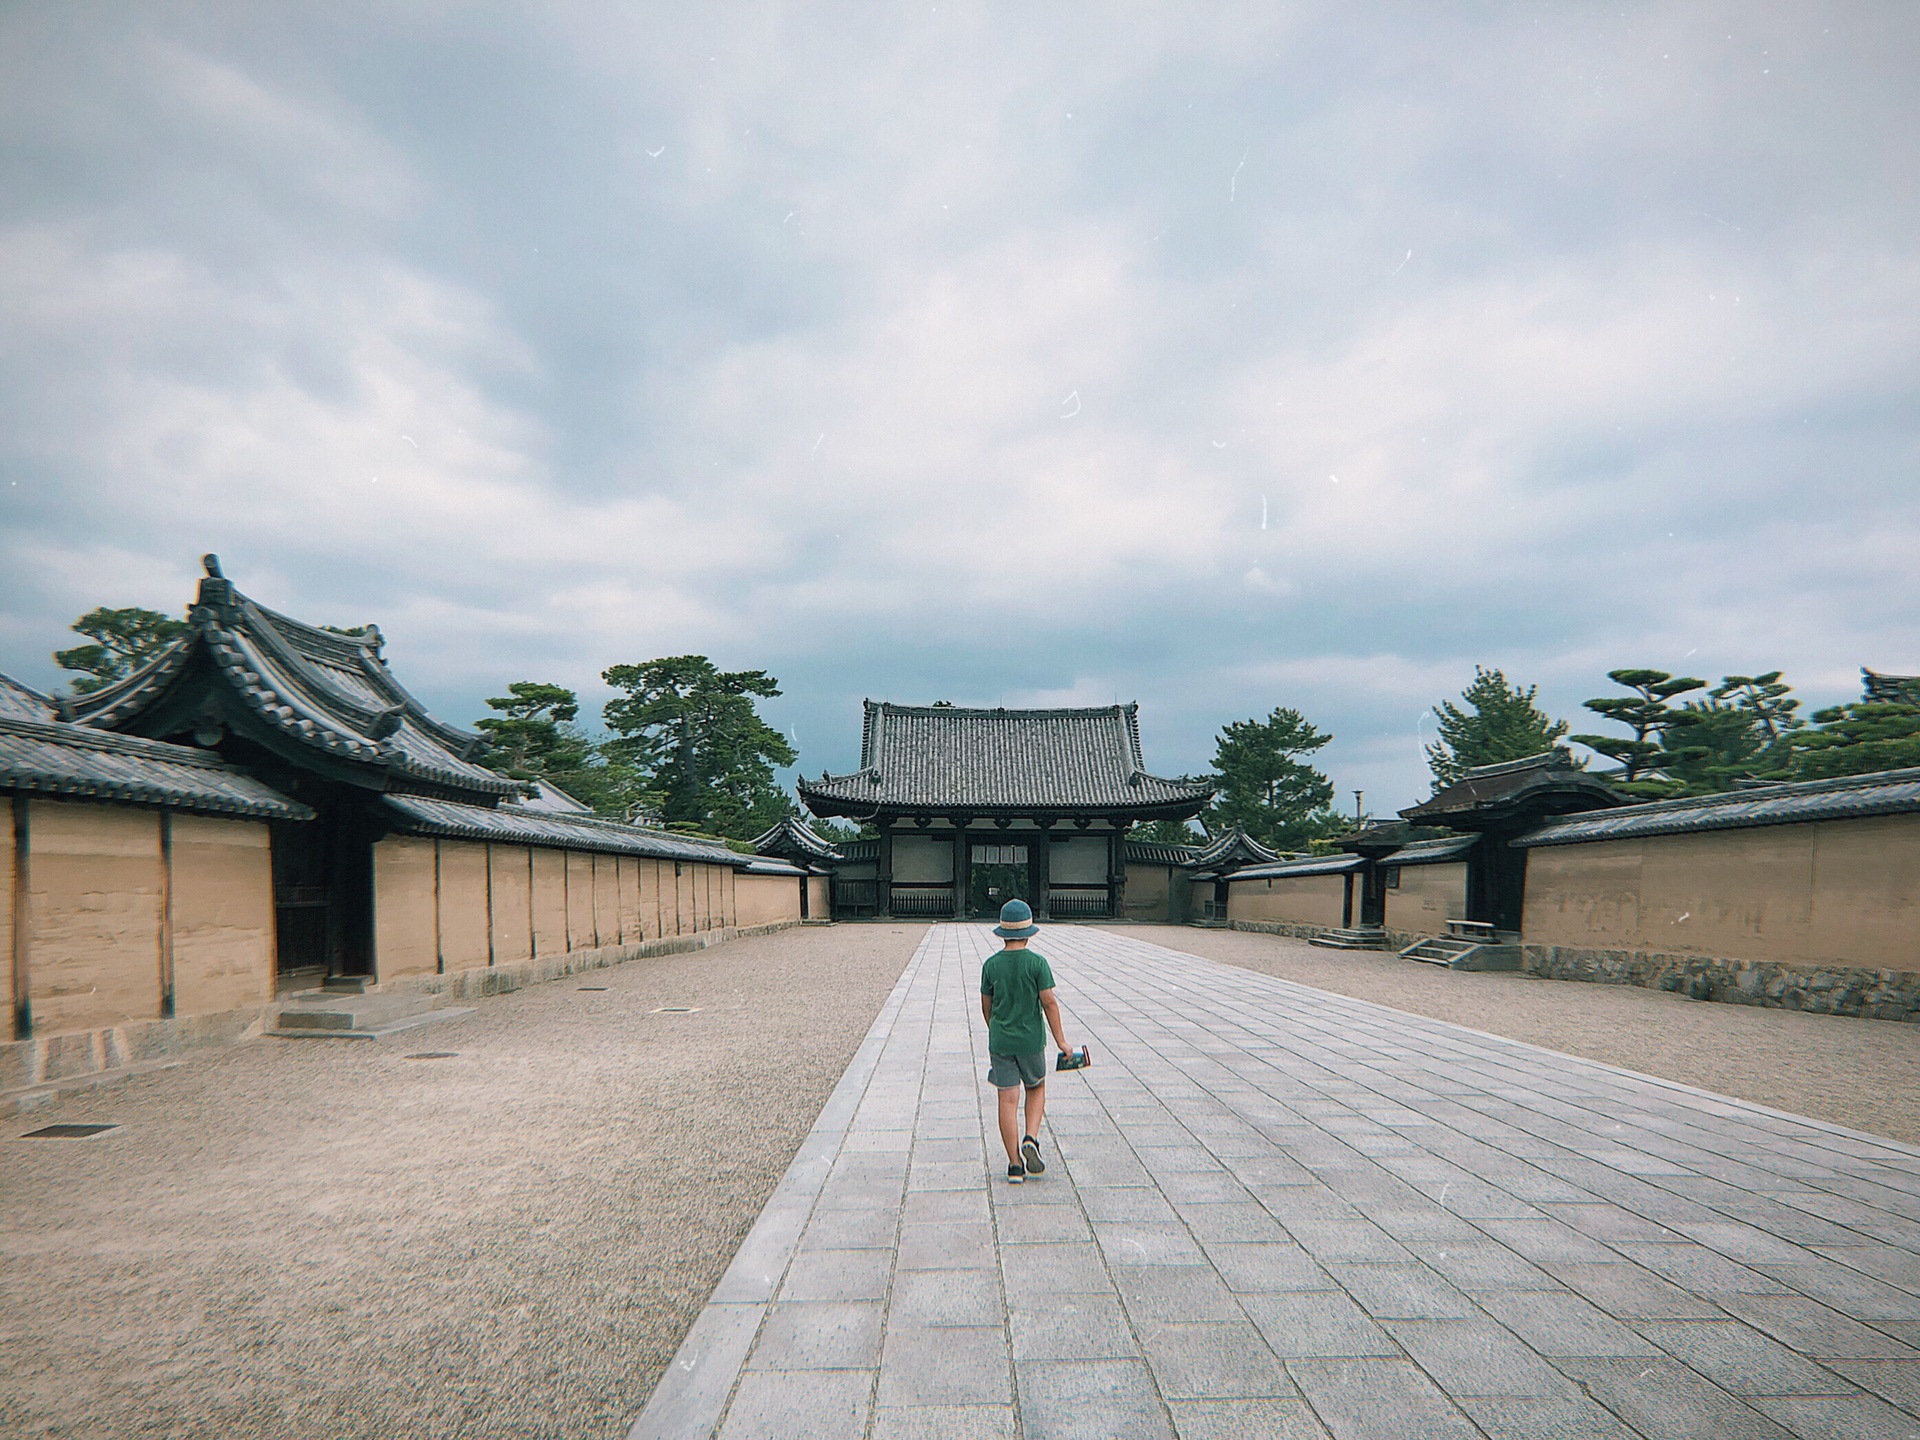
[202,553,224,579]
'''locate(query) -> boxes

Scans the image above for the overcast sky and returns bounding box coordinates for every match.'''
[2,3,1915,814]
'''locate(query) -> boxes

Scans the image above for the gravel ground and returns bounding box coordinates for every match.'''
[1132,923,1920,1147]
[0,923,922,1440]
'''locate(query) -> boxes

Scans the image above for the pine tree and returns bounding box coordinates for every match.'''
[54,606,189,693]
[1205,707,1343,851]
[1425,668,1570,789]
[1570,669,1707,797]
[474,681,639,817]
[1789,701,1920,778]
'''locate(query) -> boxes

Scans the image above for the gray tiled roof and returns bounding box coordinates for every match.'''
[1228,853,1363,881]
[1189,826,1280,870]
[70,557,517,801]
[0,673,54,721]
[1862,668,1920,703]
[752,815,844,862]
[1514,766,1920,848]
[1400,747,1623,827]
[1124,838,1201,867]
[799,702,1214,818]
[0,715,311,820]
[381,794,751,865]
[1380,834,1478,867]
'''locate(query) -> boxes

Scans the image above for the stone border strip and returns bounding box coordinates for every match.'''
[625,928,930,1440]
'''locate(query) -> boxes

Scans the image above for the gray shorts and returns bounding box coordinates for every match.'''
[988,1051,1048,1090]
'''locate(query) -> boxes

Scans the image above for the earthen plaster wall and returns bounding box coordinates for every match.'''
[1522,814,1920,970]
[531,849,567,957]
[2,798,15,1022]
[489,845,534,966]
[374,836,439,979]
[565,852,596,949]
[807,874,829,919]
[30,802,164,1033]
[735,872,797,929]
[1227,873,1348,930]
[1388,862,1468,938]
[437,842,491,972]
[169,815,274,1015]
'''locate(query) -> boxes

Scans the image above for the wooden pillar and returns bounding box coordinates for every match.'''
[1032,820,1053,920]
[951,819,969,920]
[11,798,30,1039]
[1342,871,1354,928]
[1107,824,1125,920]
[876,826,894,918]
[158,811,175,1018]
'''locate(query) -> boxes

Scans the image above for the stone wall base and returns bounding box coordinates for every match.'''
[1523,944,1920,1023]
[0,920,803,1108]
[384,920,800,1001]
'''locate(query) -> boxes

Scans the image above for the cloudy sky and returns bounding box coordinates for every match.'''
[2,3,1915,813]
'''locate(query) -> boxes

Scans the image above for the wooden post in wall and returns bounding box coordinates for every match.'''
[11,799,30,1039]
[158,811,175,1018]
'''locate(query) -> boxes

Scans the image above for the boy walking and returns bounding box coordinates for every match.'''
[980,899,1074,1184]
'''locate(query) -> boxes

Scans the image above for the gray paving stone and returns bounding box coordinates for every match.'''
[1385,1317,1580,1398]
[1203,1242,1336,1294]
[1636,1319,1853,1396]
[870,1404,1018,1439]
[1325,1262,1478,1320]
[1078,1185,1180,1223]
[1095,1222,1209,1267]
[877,1323,1012,1406]
[800,1205,901,1251]
[1542,1260,1726,1318]
[1751,1393,1920,1440]
[1407,1238,1564,1292]
[1610,1241,1791,1296]
[903,1188,990,1224]
[1477,1289,1663,1358]
[1554,1357,1796,1439]
[1137,1321,1293,1400]
[1535,1201,1687,1243]
[1008,1294,1140,1361]
[745,1301,884,1369]
[1761,1258,1920,1320]
[1016,1359,1175,1440]
[1716,1294,1920,1360]
[1167,1398,1331,1439]
[1811,1242,1920,1292]
[1238,1291,1399,1359]
[1456,1394,1652,1438]
[1288,1358,1483,1439]
[897,1221,997,1270]
[718,1369,873,1439]
[1005,1241,1114,1294]
[1113,1265,1244,1323]
[893,1268,1004,1328]
[779,1247,893,1302]
[1826,1359,1920,1415]
[1284,1219,1417,1265]
[1176,1202,1293,1244]
[1475,1217,1623,1266]
[998,1202,1094,1244]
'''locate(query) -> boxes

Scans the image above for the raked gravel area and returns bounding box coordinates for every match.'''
[0,923,922,1440]
[1142,926,1920,1149]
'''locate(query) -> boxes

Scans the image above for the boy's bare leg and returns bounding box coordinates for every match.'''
[1023,1079,1047,1140]
[997,1085,1023,1163]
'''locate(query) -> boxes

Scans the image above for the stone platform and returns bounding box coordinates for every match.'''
[631,925,1920,1439]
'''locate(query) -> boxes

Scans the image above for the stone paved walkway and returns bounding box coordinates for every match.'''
[630,925,1920,1440]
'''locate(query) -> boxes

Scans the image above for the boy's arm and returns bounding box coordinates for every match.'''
[1038,988,1070,1052]
[980,991,993,1026]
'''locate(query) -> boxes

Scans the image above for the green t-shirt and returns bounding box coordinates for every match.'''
[980,946,1055,1056]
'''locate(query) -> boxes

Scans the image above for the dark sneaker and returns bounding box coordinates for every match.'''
[1021,1135,1045,1175]
[1006,1163,1025,1184]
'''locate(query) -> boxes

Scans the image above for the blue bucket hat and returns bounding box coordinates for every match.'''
[993,898,1039,939]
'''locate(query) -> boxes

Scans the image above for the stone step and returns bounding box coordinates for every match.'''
[271,990,474,1040]
[1402,936,1477,967]
[1310,927,1390,951]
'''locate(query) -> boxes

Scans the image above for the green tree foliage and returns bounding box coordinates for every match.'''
[54,606,188,693]
[1425,667,1570,789]
[473,681,638,817]
[1570,669,1708,797]
[601,656,798,841]
[1789,700,1920,778]
[1658,673,1806,794]
[1205,707,1343,851]
[1131,818,1205,848]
